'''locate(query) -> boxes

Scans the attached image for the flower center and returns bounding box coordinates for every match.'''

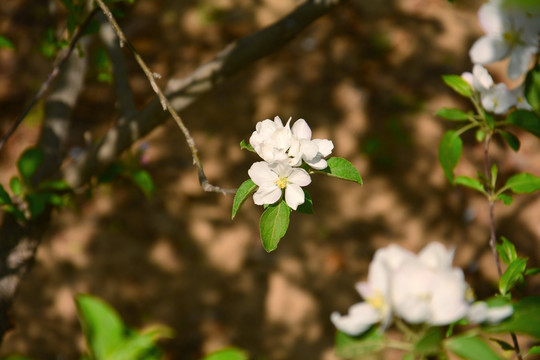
[275,177,289,189]
[503,30,524,46]
[367,291,386,311]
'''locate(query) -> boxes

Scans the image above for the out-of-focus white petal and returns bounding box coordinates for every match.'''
[429,270,469,325]
[508,45,536,79]
[467,302,489,324]
[485,305,513,324]
[284,183,305,210]
[248,162,277,186]
[313,139,334,157]
[292,118,312,140]
[253,185,281,206]
[481,83,516,114]
[461,72,474,86]
[478,2,507,35]
[468,302,513,324]
[472,64,494,91]
[418,242,455,270]
[288,168,311,187]
[470,36,509,64]
[330,302,381,336]
[512,85,533,110]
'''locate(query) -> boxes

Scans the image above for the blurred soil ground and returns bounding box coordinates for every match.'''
[0,0,540,359]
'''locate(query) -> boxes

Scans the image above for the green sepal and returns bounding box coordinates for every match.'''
[239,140,255,152]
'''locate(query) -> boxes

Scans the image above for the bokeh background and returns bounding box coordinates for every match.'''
[0,0,539,359]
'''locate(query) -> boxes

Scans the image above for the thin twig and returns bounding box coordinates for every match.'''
[483,133,523,360]
[0,8,99,152]
[94,0,236,194]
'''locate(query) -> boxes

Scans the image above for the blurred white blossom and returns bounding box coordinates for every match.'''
[467,301,514,324]
[462,65,516,114]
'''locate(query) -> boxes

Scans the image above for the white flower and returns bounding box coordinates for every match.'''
[390,242,470,326]
[469,2,540,79]
[467,301,514,324]
[289,119,334,170]
[248,161,311,210]
[511,84,533,110]
[331,302,381,336]
[249,116,293,163]
[461,65,516,114]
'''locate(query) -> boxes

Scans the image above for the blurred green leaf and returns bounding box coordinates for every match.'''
[499,131,520,151]
[504,172,540,194]
[445,335,503,360]
[525,267,540,276]
[202,347,249,360]
[414,328,443,357]
[4,204,26,221]
[296,189,314,215]
[239,140,255,152]
[335,328,384,359]
[435,108,470,121]
[485,296,540,337]
[442,75,473,97]
[496,193,513,205]
[131,169,155,198]
[38,180,70,192]
[320,157,363,184]
[260,199,290,253]
[439,130,462,183]
[527,345,540,355]
[17,148,43,185]
[231,179,256,219]
[506,110,540,138]
[496,237,517,265]
[0,184,11,205]
[525,64,540,111]
[0,36,14,50]
[489,338,514,351]
[454,176,485,194]
[500,258,527,295]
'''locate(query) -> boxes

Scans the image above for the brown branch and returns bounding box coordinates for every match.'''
[63,0,344,190]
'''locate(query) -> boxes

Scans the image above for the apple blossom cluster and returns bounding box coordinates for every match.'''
[461,0,540,114]
[331,242,513,336]
[248,116,334,210]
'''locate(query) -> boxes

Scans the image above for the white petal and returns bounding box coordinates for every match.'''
[284,183,305,210]
[300,139,319,160]
[508,45,535,79]
[273,116,284,127]
[478,3,507,35]
[248,162,277,186]
[313,139,334,157]
[330,302,380,336]
[292,119,312,140]
[461,72,474,86]
[418,242,455,270]
[288,168,311,187]
[485,305,513,324]
[467,302,489,324]
[472,64,494,91]
[306,156,328,170]
[253,185,281,206]
[469,36,510,64]
[482,83,515,114]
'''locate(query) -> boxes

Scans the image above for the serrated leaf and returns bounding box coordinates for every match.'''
[504,172,540,194]
[231,179,257,219]
[439,130,463,183]
[496,193,513,205]
[296,189,314,214]
[321,157,362,184]
[0,36,14,50]
[506,110,540,138]
[0,184,11,205]
[445,335,503,360]
[76,294,126,359]
[435,108,470,121]
[499,258,527,295]
[442,75,473,97]
[202,347,249,360]
[485,296,540,338]
[239,140,255,152]
[499,131,520,151]
[335,328,384,359]
[260,200,290,252]
[454,176,486,194]
[496,237,517,265]
[414,328,443,357]
[17,148,43,185]
[131,169,155,197]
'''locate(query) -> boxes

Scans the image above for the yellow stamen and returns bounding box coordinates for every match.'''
[275,177,289,189]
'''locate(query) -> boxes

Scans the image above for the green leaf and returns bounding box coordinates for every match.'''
[435,108,470,121]
[25,192,52,218]
[525,65,540,111]
[499,131,520,151]
[296,189,314,214]
[76,294,126,359]
[17,148,43,185]
[488,338,514,351]
[321,157,363,184]
[485,112,495,130]
[439,130,463,183]
[239,140,255,152]
[476,129,487,142]
[4,204,26,221]
[202,347,249,360]
[525,267,540,276]
[38,180,70,191]
[259,200,290,252]
[527,345,540,356]
[105,328,172,360]
[335,328,384,359]
[445,335,503,360]
[0,184,11,205]
[496,193,513,205]
[231,179,257,219]
[454,176,485,194]
[506,110,540,138]
[496,237,517,265]
[504,172,540,194]
[131,169,155,197]
[0,35,14,50]
[485,296,540,337]
[414,328,443,357]
[442,75,473,97]
[10,177,22,197]
[499,258,527,295]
